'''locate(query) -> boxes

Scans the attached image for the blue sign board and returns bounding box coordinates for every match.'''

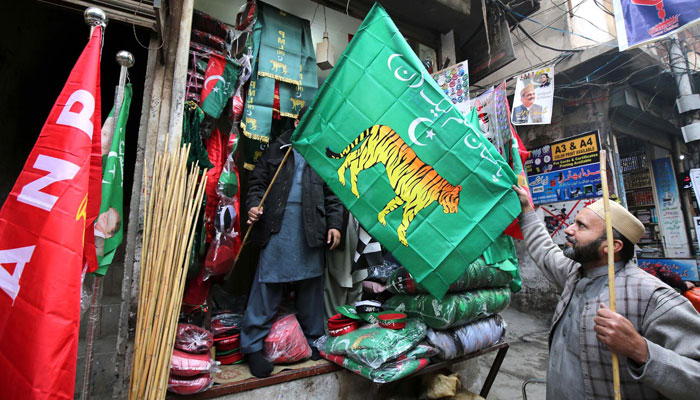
[528,163,602,205]
[637,258,699,281]
[614,0,700,50]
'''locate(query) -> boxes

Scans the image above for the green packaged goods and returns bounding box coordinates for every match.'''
[322,351,430,383]
[383,288,511,330]
[322,319,426,369]
[386,258,514,295]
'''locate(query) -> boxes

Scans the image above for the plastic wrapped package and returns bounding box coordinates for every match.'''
[211,313,243,336]
[383,288,511,330]
[167,373,214,395]
[170,349,218,377]
[366,259,401,284]
[191,29,227,53]
[386,258,514,295]
[175,323,214,354]
[193,9,234,43]
[322,351,430,383]
[319,318,427,369]
[426,315,506,360]
[263,314,312,364]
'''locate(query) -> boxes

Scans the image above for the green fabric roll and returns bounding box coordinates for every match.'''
[386,258,514,295]
[383,288,511,330]
[323,318,426,369]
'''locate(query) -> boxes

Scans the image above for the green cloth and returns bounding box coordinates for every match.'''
[323,318,426,369]
[256,2,302,85]
[279,22,318,118]
[482,232,521,293]
[291,4,520,299]
[182,101,214,169]
[386,257,514,295]
[383,288,512,330]
[94,84,132,275]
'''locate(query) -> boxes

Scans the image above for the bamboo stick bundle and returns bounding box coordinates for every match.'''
[128,142,208,400]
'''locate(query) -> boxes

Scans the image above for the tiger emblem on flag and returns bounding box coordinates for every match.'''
[326,125,461,247]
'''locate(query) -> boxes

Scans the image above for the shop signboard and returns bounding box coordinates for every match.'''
[536,198,600,245]
[694,216,700,251]
[525,131,601,205]
[613,0,700,51]
[464,7,516,84]
[690,168,700,207]
[651,157,691,258]
[511,66,554,126]
[637,258,699,281]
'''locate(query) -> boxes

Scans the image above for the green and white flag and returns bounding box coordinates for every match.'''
[94,84,132,276]
[292,4,521,299]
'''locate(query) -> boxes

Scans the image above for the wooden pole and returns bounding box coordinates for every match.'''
[224,145,294,280]
[600,150,621,400]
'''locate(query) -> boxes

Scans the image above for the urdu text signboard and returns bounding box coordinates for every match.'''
[637,258,699,281]
[651,157,691,258]
[525,131,601,205]
[613,0,700,51]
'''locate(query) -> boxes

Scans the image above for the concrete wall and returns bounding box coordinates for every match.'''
[472,0,617,88]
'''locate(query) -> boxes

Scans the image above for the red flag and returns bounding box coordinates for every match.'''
[0,27,102,399]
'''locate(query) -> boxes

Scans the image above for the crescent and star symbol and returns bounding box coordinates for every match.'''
[387,54,424,88]
[408,118,434,146]
[204,75,225,91]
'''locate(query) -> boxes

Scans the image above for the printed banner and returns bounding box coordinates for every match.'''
[525,132,601,205]
[613,0,700,51]
[652,157,691,257]
[0,27,103,399]
[694,216,700,253]
[690,168,700,207]
[292,4,521,299]
[473,87,495,140]
[432,60,469,115]
[637,258,699,281]
[511,66,554,125]
[536,198,600,245]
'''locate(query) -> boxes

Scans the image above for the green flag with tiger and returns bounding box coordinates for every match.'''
[291,4,522,299]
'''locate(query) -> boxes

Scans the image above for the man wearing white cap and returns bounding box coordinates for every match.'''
[513,186,700,399]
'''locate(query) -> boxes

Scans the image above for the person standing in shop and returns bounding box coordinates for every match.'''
[513,185,700,399]
[241,106,343,378]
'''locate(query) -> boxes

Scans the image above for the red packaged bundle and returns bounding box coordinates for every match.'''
[175,323,214,354]
[203,232,238,280]
[211,313,243,336]
[683,287,700,313]
[167,373,214,395]
[214,333,240,352]
[263,314,312,364]
[170,349,216,377]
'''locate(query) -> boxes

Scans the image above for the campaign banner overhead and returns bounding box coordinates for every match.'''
[613,0,700,51]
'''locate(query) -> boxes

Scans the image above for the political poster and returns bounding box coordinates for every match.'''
[432,60,470,115]
[536,198,600,245]
[613,0,700,51]
[511,66,554,125]
[525,131,601,205]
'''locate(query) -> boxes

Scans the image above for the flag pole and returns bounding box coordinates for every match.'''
[225,146,294,280]
[600,149,621,400]
[78,8,108,400]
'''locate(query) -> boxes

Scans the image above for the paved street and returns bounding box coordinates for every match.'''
[475,308,551,400]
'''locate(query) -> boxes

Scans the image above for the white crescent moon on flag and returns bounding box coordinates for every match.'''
[408,117,431,146]
[204,75,225,90]
[387,54,423,87]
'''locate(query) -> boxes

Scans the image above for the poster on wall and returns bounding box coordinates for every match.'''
[613,0,700,51]
[432,60,470,115]
[473,86,495,139]
[690,168,700,207]
[511,66,554,125]
[525,131,601,205]
[536,198,600,245]
[651,157,691,258]
[694,216,700,251]
[637,258,699,281]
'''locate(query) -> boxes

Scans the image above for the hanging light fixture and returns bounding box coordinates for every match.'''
[316,6,336,70]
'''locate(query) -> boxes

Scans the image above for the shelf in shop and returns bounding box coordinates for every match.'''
[628,203,655,208]
[622,168,649,174]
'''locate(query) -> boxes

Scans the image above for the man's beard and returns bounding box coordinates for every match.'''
[563,234,604,264]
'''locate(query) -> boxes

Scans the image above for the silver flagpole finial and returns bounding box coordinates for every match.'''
[116,51,135,68]
[84,7,108,29]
